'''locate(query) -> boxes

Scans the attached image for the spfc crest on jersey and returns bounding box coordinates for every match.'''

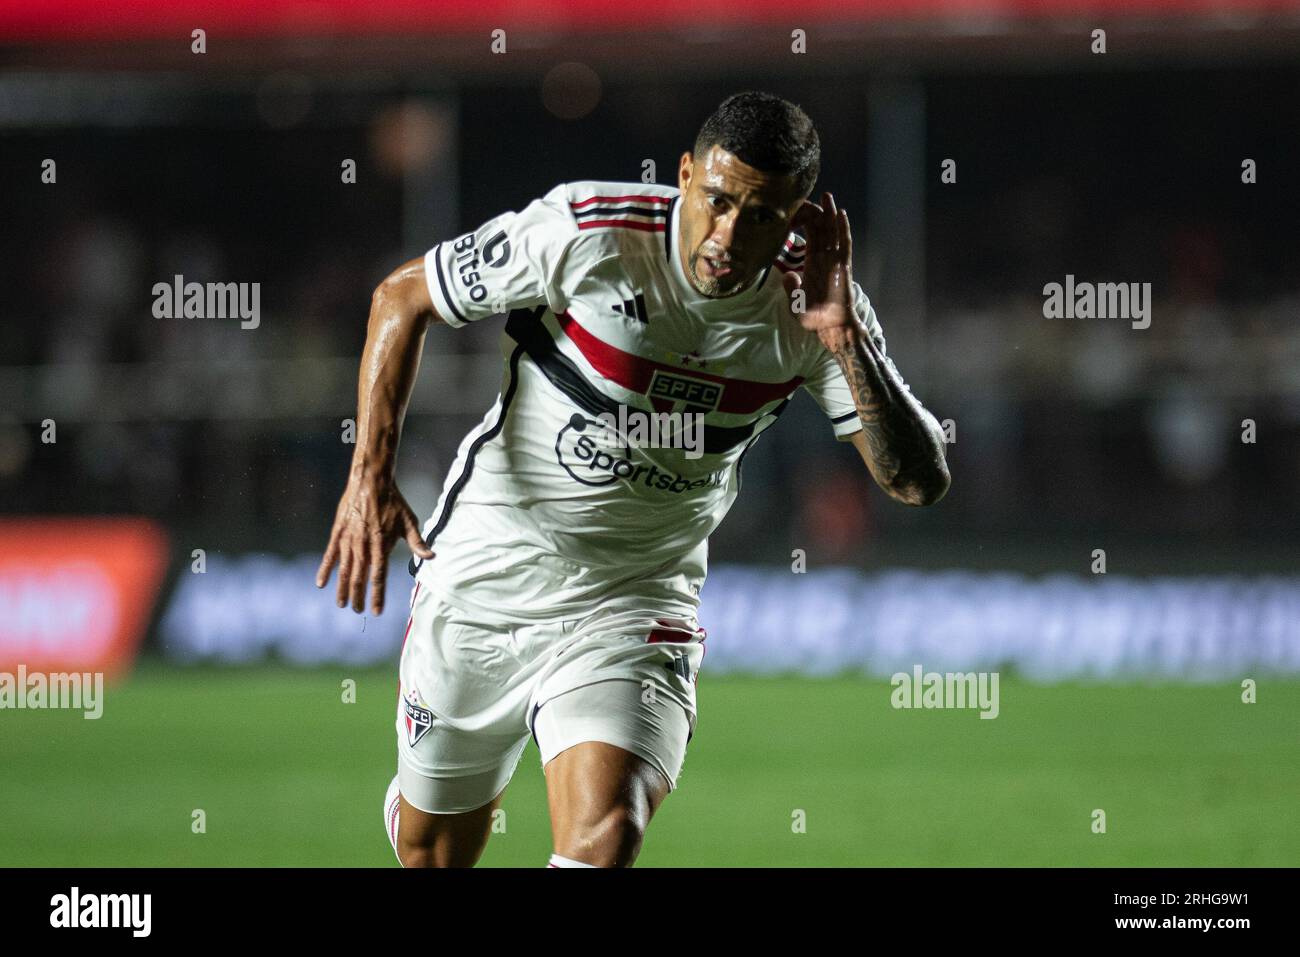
[647,369,723,414]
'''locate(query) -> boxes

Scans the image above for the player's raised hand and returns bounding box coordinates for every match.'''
[315,471,434,616]
[783,191,857,352]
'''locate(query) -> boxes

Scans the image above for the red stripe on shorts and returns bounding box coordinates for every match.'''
[395,583,421,703]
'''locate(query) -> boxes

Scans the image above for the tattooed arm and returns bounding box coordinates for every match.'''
[837,333,950,506]
[785,192,950,507]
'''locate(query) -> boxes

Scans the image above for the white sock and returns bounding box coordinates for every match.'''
[383,775,402,865]
[548,853,597,868]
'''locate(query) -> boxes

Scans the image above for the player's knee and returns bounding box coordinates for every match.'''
[397,835,480,868]
[397,840,439,868]
[564,803,649,867]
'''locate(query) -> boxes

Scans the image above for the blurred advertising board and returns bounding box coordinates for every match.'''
[158,553,1300,679]
[6,0,1299,42]
[0,518,169,680]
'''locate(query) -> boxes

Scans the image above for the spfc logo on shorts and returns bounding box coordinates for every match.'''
[404,697,433,748]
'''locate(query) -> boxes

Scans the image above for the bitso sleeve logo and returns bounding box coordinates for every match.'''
[482,229,512,268]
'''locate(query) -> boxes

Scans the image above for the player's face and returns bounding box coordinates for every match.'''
[677,146,807,298]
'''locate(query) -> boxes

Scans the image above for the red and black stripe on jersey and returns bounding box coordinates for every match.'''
[773,234,807,273]
[550,310,801,415]
[570,193,671,232]
[503,306,795,455]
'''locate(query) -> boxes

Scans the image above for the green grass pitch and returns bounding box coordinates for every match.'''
[1,664,1295,866]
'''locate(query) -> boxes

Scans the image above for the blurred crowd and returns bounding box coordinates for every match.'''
[2,71,1297,567]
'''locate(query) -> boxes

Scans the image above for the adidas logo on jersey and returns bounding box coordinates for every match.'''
[612,292,649,324]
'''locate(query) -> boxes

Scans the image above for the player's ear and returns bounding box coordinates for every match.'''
[678,151,694,189]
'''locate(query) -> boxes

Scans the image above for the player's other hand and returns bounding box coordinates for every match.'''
[784,191,857,353]
[315,470,434,616]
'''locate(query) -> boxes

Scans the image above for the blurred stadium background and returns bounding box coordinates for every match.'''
[1,1,1297,866]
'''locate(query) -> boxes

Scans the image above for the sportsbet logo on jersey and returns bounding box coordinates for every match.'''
[555,410,726,492]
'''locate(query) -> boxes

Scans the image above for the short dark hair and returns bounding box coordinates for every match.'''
[692,91,820,197]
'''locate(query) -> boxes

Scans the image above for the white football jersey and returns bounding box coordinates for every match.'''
[410,180,905,624]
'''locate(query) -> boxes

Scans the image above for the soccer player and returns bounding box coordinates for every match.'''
[316,91,949,868]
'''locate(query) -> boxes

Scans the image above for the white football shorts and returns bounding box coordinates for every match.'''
[394,580,706,814]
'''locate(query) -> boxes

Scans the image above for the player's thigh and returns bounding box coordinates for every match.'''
[543,740,671,866]
[394,726,529,866]
[394,585,535,864]
[535,678,692,866]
